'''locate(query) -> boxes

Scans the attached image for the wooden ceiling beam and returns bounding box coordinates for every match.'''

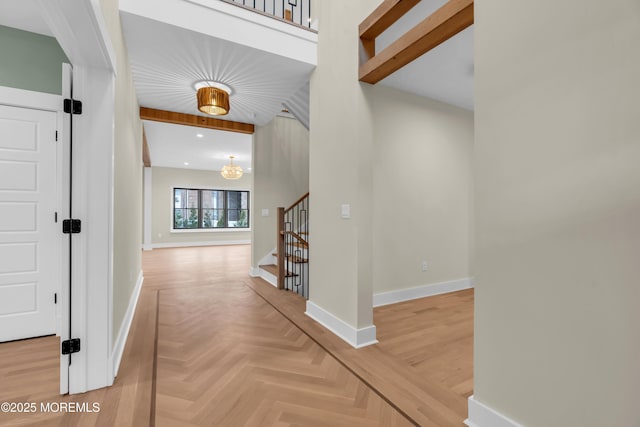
[142,125,151,167]
[359,0,421,40]
[139,107,255,134]
[359,0,474,84]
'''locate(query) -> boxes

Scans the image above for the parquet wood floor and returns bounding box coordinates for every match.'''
[245,278,472,426]
[0,289,157,427]
[154,282,411,426]
[0,245,473,426]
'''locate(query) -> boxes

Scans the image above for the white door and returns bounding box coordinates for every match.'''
[0,105,59,342]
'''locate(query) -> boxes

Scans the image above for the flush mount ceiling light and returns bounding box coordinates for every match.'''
[221,155,243,180]
[194,81,232,116]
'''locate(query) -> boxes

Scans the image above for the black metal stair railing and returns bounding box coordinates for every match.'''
[277,193,309,298]
[222,0,312,29]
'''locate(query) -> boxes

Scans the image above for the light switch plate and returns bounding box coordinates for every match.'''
[261,209,269,217]
[341,204,351,219]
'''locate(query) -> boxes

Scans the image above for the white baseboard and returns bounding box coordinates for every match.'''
[150,240,250,249]
[142,244,153,251]
[112,271,144,378]
[249,267,261,277]
[305,301,378,348]
[465,396,523,427]
[373,277,473,307]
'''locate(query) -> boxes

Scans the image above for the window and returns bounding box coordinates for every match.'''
[173,188,250,229]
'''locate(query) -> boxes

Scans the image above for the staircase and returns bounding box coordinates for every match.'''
[259,193,309,298]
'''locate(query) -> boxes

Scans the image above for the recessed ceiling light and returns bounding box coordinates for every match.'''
[196,133,203,138]
[184,162,189,166]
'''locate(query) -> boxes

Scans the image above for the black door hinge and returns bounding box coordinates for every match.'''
[62,219,81,234]
[54,293,57,304]
[61,338,81,355]
[63,99,82,115]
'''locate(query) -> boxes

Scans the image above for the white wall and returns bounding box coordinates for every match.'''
[150,166,252,246]
[309,0,379,330]
[309,0,472,333]
[98,0,144,346]
[372,85,473,295]
[473,1,640,426]
[251,116,309,267]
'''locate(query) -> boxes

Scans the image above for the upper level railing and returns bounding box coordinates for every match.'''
[221,0,313,29]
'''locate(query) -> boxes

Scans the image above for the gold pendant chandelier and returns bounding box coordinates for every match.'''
[221,156,243,180]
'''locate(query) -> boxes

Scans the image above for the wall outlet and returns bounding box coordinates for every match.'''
[421,261,428,272]
[158,233,162,238]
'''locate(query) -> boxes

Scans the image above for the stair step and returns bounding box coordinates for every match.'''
[259,264,298,277]
[271,253,309,263]
[274,241,308,250]
[288,241,308,249]
[288,255,308,264]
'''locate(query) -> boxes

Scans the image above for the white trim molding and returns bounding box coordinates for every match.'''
[150,240,250,249]
[257,267,277,287]
[373,277,473,307]
[38,0,116,72]
[0,86,62,111]
[465,396,523,427]
[36,0,117,396]
[111,271,144,378]
[305,301,378,349]
[170,228,251,233]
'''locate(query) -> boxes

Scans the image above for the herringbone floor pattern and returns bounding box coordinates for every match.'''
[0,245,472,426]
[155,282,411,427]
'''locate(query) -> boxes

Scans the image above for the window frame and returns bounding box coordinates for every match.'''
[172,187,250,231]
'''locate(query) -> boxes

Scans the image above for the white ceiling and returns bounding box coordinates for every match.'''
[120,10,319,171]
[0,0,472,172]
[0,0,53,36]
[120,12,314,127]
[143,120,252,172]
[376,0,474,111]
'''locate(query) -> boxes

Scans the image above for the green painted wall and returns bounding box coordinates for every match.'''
[0,25,68,94]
